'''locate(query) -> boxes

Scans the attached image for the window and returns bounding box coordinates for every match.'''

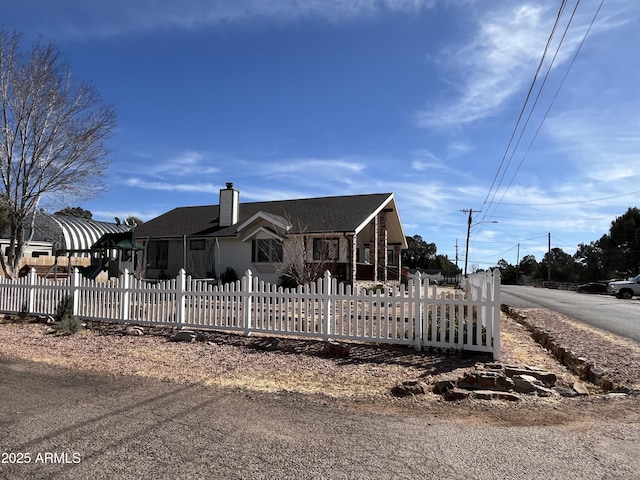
[147,240,168,269]
[313,238,339,261]
[387,249,395,266]
[189,239,205,250]
[253,239,283,263]
[359,245,370,264]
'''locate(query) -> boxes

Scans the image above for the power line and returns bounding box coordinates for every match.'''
[480,0,569,212]
[478,0,608,227]
[484,0,583,221]
[489,188,637,206]
[487,0,607,217]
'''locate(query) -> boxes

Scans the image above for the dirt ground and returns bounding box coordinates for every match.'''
[1,309,639,426]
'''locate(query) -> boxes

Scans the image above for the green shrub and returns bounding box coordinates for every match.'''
[19,301,29,321]
[56,314,82,336]
[54,295,82,335]
[55,295,74,321]
[219,267,238,285]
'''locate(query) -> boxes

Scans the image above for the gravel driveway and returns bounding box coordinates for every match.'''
[1,310,640,478]
[1,356,639,480]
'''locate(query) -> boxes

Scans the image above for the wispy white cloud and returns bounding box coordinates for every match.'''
[125,178,218,192]
[91,208,165,222]
[263,158,367,176]
[410,150,442,171]
[416,4,554,128]
[149,150,219,178]
[446,141,474,158]
[121,152,371,199]
[119,149,220,180]
[18,0,438,38]
[257,157,369,191]
[415,1,634,131]
[544,111,640,184]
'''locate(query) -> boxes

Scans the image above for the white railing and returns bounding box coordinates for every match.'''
[0,268,501,359]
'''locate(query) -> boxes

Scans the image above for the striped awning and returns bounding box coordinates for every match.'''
[34,213,130,254]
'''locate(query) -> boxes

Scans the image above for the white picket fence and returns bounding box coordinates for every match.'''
[0,268,501,358]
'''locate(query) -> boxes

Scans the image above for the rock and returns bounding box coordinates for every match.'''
[532,385,556,397]
[512,374,541,394]
[443,387,470,401]
[612,385,631,394]
[554,386,578,398]
[483,362,504,371]
[432,380,455,395]
[434,363,575,401]
[495,375,516,391]
[470,390,520,402]
[171,331,196,343]
[456,372,481,390]
[323,341,350,357]
[530,371,557,387]
[125,325,144,336]
[572,381,590,396]
[603,393,628,399]
[391,380,427,397]
[504,366,557,387]
[457,371,514,392]
[252,338,280,351]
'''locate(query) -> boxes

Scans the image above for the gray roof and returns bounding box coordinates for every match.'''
[136,193,403,240]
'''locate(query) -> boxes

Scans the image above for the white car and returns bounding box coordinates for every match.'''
[607,274,640,299]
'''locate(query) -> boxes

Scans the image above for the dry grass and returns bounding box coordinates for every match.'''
[0,311,579,402]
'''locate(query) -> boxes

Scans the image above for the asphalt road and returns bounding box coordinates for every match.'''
[501,285,640,342]
[1,357,639,479]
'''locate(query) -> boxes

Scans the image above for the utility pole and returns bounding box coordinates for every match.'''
[548,232,552,285]
[461,209,480,277]
[455,239,459,269]
[515,242,520,285]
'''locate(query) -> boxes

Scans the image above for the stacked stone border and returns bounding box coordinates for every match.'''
[392,362,583,401]
[501,305,632,394]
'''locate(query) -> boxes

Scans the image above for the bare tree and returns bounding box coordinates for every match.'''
[0,30,116,278]
[262,217,342,288]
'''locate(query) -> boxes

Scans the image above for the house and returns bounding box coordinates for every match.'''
[134,183,408,285]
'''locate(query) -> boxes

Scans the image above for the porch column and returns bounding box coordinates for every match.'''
[378,211,388,282]
[350,234,357,284]
[370,216,379,282]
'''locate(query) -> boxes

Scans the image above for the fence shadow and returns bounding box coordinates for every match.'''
[86,320,491,376]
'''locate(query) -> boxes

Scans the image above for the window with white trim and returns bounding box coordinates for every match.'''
[252,239,283,263]
[147,240,168,269]
[313,238,339,261]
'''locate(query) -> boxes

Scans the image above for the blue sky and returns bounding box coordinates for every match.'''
[4,0,640,270]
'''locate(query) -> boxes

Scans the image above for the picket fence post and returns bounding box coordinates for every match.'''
[492,269,501,360]
[120,269,130,322]
[71,268,81,317]
[243,269,253,335]
[322,270,332,341]
[412,271,423,351]
[176,269,186,325]
[27,268,37,313]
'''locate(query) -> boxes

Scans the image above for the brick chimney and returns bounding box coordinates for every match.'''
[219,182,239,227]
